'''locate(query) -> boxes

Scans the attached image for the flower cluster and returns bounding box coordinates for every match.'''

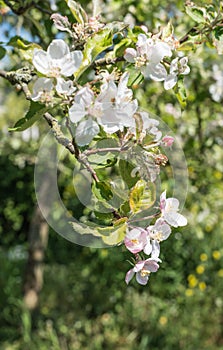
[28,10,189,288]
[68,72,138,145]
[125,191,187,285]
[124,33,190,90]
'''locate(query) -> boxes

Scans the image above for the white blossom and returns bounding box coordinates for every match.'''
[31,77,54,103]
[160,190,187,227]
[33,39,83,78]
[164,57,190,90]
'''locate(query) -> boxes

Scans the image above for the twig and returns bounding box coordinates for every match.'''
[43,112,99,182]
[94,56,125,68]
[84,147,126,156]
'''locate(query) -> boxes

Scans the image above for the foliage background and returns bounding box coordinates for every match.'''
[0,0,223,349]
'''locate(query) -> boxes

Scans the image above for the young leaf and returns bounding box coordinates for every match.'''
[0,46,6,60]
[65,0,88,24]
[8,101,48,132]
[74,27,113,79]
[185,6,206,24]
[7,36,41,61]
[98,218,127,245]
[129,180,155,214]
[173,77,187,108]
[92,181,113,201]
[119,159,140,189]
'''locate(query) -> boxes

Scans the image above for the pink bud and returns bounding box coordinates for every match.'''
[162,135,174,147]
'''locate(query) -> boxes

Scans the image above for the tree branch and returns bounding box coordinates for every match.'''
[43,113,99,182]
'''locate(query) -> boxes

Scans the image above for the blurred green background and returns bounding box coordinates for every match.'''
[0,0,223,349]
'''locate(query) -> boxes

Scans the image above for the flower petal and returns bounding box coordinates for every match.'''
[124,48,137,63]
[125,269,135,284]
[75,118,99,146]
[69,102,86,123]
[47,39,70,59]
[61,51,83,76]
[33,49,49,75]
[136,272,149,285]
[164,74,178,90]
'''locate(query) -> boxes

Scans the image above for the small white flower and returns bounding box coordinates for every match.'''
[33,39,83,78]
[160,190,187,227]
[56,77,76,95]
[31,77,54,103]
[124,34,172,82]
[164,57,190,90]
[97,72,138,132]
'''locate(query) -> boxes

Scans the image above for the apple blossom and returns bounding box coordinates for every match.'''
[160,190,187,227]
[31,77,54,103]
[162,135,174,147]
[144,218,171,256]
[124,227,147,254]
[125,258,160,285]
[97,72,138,132]
[164,57,190,90]
[33,39,83,78]
[124,34,172,82]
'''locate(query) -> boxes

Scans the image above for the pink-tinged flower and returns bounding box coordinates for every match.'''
[160,191,187,227]
[144,218,171,257]
[162,135,174,147]
[124,227,147,254]
[125,258,160,285]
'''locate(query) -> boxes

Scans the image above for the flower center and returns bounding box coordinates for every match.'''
[131,239,139,245]
[49,65,61,78]
[140,269,150,277]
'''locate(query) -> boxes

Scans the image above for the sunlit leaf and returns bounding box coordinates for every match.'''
[8,101,48,132]
[98,218,127,245]
[7,36,41,61]
[119,159,139,189]
[185,6,206,24]
[65,0,88,24]
[129,179,155,214]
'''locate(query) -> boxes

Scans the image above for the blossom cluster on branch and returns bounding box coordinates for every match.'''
[3,0,222,286]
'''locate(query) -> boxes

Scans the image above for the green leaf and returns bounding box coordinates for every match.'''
[119,159,139,189]
[98,218,127,245]
[7,36,41,61]
[94,211,114,225]
[185,6,206,23]
[93,181,113,201]
[174,77,187,108]
[8,101,48,132]
[74,27,113,79]
[213,27,223,54]
[70,220,101,237]
[126,65,144,87]
[70,218,127,245]
[161,21,174,40]
[129,180,155,214]
[113,37,132,57]
[65,0,88,24]
[0,46,6,60]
